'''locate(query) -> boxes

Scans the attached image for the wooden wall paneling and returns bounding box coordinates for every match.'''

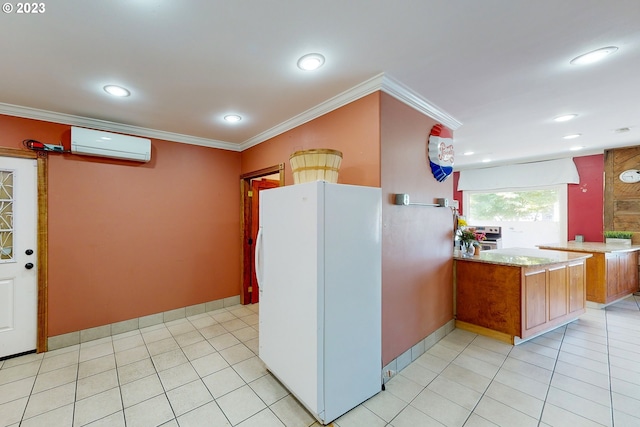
[604,146,640,294]
[605,146,640,242]
[604,149,614,231]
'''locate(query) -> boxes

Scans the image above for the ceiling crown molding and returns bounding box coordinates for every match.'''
[379,74,463,131]
[0,102,240,151]
[1,73,461,153]
[239,73,387,151]
[240,72,462,151]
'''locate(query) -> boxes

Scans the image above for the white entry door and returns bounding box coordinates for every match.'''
[0,156,37,359]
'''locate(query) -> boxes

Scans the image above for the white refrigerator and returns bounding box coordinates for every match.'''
[256,181,382,425]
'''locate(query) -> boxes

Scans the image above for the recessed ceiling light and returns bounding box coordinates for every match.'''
[563,134,582,140]
[570,146,585,151]
[224,114,242,123]
[103,85,130,97]
[463,151,474,156]
[297,53,325,71]
[554,114,578,122]
[481,158,491,163]
[570,46,618,65]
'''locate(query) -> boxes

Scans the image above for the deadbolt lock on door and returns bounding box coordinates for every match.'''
[25,249,34,255]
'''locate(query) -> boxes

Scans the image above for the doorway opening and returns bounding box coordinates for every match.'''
[0,148,48,354]
[240,164,284,305]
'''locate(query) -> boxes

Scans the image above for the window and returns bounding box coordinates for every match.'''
[463,185,567,248]
[0,170,13,262]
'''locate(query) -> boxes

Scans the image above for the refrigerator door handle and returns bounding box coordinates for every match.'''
[255,226,264,292]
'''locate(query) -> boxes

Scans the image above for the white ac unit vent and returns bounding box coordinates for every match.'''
[71,127,151,162]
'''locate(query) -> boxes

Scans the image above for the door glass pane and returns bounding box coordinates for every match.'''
[0,170,14,262]
[465,185,566,248]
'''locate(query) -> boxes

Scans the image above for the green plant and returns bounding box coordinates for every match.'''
[603,231,633,239]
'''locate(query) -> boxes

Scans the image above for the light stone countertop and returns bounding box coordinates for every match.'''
[537,241,640,253]
[454,247,592,267]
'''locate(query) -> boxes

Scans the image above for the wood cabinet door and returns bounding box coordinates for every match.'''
[524,270,547,331]
[627,251,639,294]
[617,251,639,296]
[568,262,586,314]
[586,253,606,303]
[606,253,620,298]
[548,266,568,321]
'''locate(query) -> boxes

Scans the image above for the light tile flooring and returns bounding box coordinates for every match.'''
[2,296,640,427]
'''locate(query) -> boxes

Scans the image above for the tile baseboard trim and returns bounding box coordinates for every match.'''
[381,319,455,384]
[47,295,241,351]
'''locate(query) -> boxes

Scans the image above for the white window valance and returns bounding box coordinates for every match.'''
[457,158,579,191]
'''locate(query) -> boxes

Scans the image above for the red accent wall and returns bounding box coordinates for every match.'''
[453,154,605,241]
[0,114,241,336]
[568,154,604,242]
[453,171,463,215]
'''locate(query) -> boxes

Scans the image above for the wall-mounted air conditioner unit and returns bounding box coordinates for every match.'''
[71,127,151,162]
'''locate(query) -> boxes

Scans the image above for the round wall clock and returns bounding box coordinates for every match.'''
[619,169,640,183]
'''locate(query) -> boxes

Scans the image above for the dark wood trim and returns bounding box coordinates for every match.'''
[240,163,284,183]
[240,179,251,305]
[0,148,48,352]
[37,154,48,352]
[0,148,37,159]
[239,163,285,304]
[603,149,614,231]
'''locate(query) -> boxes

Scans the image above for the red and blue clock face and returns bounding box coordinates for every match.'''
[428,124,454,182]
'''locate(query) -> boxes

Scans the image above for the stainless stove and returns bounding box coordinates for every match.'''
[471,226,503,250]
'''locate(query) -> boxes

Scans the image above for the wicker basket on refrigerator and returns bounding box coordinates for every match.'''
[289,149,343,184]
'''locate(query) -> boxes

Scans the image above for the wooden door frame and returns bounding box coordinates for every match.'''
[240,163,284,304]
[0,147,48,353]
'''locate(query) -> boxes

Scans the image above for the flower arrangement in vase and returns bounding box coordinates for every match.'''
[473,231,486,255]
[457,228,476,256]
[456,226,487,256]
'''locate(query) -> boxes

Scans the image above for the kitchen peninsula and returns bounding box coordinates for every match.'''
[537,242,640,307]
[454,248,591,344]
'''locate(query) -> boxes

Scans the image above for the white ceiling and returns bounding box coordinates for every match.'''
[1,0,639,169]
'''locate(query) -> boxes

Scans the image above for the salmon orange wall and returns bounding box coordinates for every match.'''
[380,93,454,365]
[0,114,241,336]
[242,92,455,365]
[241,92,381,187]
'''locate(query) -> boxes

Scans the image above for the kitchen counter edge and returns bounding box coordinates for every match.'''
[454,247,592,267]
[537,241,640,253]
